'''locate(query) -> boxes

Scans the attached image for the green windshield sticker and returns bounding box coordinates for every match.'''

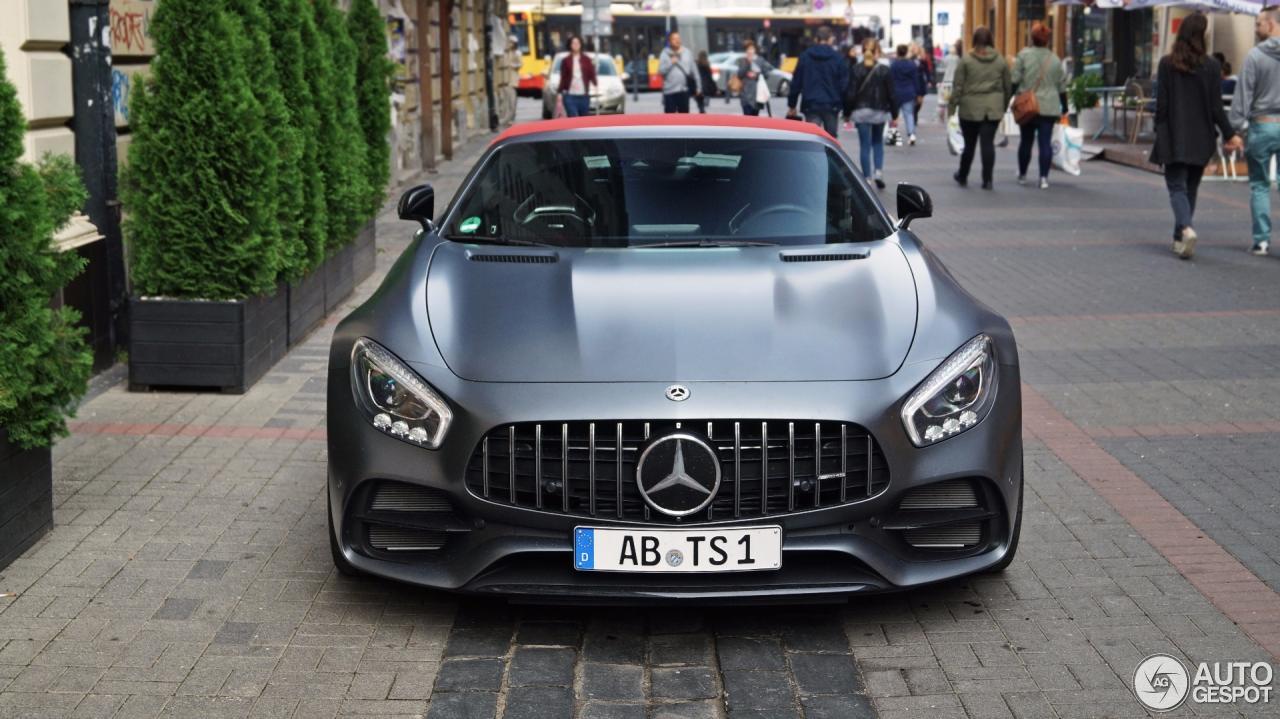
[459,216,481,234]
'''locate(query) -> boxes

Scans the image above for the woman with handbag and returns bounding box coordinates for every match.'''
[737,41,776,117]
[949,27,1010,190]
[1151,13,1240,259]
[558,35,597,118]
[1010,23,1067,188]
[848,39,897,189]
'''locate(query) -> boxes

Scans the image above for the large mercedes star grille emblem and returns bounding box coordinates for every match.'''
[635,432,721,517]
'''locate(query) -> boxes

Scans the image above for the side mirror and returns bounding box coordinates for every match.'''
[398,184,435,230]
[896,183,932,229]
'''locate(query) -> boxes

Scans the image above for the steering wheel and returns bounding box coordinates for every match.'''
[519,206,590,234]
[731,203,811,235]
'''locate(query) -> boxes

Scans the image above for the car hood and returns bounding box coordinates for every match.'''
[425,240,917,383]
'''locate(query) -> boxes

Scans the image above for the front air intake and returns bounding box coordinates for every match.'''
[368,526,449,551]
[371,483,453,512]
[903,523,982,549]
[898,479,979,510]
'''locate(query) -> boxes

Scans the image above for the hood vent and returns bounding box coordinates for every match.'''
[469,253,558,264]
[780,252,869,263]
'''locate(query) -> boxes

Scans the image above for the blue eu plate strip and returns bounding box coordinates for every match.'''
[574,528,595,570]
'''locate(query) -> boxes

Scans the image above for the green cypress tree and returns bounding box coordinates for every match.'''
[267,0,327,273]
[123,0,280,299]
[0,47,92,448]
[314,0,371,250]
[348,0,393,220]
[227,0,305,280]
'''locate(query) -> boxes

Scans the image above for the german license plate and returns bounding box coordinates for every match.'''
[573,526,781,573]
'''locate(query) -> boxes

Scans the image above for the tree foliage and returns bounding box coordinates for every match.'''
[227,0,306,280]
[123,0,281,299]
[348,0,394,219]
[314,0,372,251]
[266,0,327,273]
[0,47,92,449]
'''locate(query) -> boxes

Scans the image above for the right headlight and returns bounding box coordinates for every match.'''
[351,338,453,449]
[900,335,998,447]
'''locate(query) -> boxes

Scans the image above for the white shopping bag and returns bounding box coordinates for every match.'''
[1001,109,1018,138]
[1051,122,1083,176]
[756,76,771,105]
[947,112,963,156]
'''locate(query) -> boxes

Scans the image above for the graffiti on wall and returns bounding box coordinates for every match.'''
[111,65,149,128]
[110,0,156,57]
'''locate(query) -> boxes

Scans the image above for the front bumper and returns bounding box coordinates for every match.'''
[327,360,1023,602]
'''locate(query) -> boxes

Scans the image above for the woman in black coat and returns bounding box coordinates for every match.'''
[1151,12,1240,259]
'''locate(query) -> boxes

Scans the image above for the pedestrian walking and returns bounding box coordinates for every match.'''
[846,38,896,189]
[1010,23,1067,188]
[843,44,861,130]
[786,26,848,136]
[557,35,596,118]
[890,45,926,145]
[695,51,717,113]
[937,40,962,122]
[1151,13,1239,260]
[737,41,776,117]
[1230,7,1280,255]
[501,35,522,125]
[949,28,1011,190]
[658,31,700,114]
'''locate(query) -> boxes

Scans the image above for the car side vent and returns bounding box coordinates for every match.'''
[780,252,869,263]
[469,253,558,264]
[899,479,979,510]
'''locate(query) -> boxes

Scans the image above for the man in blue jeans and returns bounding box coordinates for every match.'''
[786,27,848,137]
[1231,9,1280,256]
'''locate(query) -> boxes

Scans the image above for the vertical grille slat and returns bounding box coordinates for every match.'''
[465,419,888,524]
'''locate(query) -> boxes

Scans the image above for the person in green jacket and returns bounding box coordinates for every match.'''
[1011,22,1068,188]
[949,27,1011,189]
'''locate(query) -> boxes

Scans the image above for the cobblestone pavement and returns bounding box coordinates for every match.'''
[2,94,1278,718]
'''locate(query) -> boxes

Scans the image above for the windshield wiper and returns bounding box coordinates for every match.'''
[446,235,556,247]
[638,239,778,248]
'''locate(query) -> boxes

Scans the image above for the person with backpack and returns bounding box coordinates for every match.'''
[1230,7,1280,255]
[737,40,776,117]
[658,31,701,114]
[1151,13,1239,260]
[786,26,848,137]
[1010,23,1067,188]
[949,27,1011,190]
[846,38,896,189]
[890,45,926,145]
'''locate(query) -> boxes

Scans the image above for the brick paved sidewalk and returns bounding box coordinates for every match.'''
[1,96,1277,719]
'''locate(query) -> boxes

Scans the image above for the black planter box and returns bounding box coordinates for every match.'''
[287,268,326,347]
[352,220,377,286]
[0,428,53,572]
[324,242,355,315]
[129,288,288,393]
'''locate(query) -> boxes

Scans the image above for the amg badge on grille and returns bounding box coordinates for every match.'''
[635,433,721,517]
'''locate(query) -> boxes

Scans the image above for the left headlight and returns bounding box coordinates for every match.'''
[351,338,453,449]
[901,335,998,447]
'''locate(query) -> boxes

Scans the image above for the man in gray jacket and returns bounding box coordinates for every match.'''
[1232,8,1280,255]
[658,31,701,113]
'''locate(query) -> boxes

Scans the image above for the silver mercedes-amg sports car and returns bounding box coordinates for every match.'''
[326,115,1022,601]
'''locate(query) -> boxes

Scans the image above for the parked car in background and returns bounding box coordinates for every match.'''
[542,52,627,118]
[709,51,792,100]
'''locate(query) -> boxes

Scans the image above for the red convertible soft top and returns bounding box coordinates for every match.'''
[492,114,832,144]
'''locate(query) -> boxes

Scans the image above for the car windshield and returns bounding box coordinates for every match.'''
[596,58,616,76]
[709,52,735,64]
[444,138,892,247]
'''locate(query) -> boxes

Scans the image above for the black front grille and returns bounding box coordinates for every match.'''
[465,420,889,524]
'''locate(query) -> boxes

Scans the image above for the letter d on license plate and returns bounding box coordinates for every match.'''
[574,526,781,573]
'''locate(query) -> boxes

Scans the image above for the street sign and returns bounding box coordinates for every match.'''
[937,11,949,26]
[582,0,613,37]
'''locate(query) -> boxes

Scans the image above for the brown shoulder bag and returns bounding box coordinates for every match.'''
[1012,54,1052,125]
